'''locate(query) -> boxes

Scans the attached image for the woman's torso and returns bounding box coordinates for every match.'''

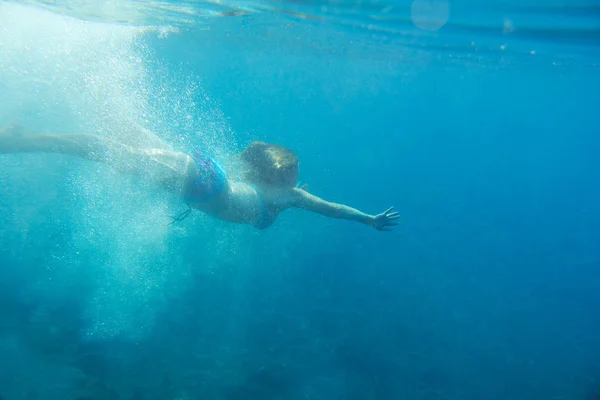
[183,151,294,229]
[188,180,286,229]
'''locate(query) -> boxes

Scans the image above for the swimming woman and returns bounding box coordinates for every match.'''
[0,124,399,231]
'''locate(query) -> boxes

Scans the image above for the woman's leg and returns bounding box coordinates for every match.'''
[0,125,194,192]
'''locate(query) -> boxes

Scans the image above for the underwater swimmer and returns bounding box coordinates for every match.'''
[0,124,399,231]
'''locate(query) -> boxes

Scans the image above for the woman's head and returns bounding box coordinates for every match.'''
[239,141,298,188]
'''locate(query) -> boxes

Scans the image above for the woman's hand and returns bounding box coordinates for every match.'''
[371,207,400,231]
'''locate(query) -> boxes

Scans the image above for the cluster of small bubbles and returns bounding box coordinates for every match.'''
[1,2,238,340]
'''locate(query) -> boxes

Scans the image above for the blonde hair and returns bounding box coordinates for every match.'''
[239,141,299,188]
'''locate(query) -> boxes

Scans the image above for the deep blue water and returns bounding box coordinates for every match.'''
[1,1,599,399]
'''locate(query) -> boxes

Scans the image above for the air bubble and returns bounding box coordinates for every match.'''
[411,0,449,31]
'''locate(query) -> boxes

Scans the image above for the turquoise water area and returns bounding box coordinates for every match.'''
[0,1,599,399]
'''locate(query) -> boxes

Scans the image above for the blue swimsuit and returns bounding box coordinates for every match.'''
[184,151,273,229]
[184,150,228,204]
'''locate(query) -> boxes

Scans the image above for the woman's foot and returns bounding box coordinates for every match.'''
[0,123,31,153]
[0,122,25,138]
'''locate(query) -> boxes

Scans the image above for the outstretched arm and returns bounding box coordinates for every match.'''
[289,188,399,231]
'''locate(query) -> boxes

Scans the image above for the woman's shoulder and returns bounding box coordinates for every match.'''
[259,186,302,208]
[230,181,301,207]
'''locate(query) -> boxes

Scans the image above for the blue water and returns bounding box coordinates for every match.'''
[1,1,599,399]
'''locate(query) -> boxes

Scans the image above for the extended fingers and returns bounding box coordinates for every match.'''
[295,182,309,191]
[377,207,400,231]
